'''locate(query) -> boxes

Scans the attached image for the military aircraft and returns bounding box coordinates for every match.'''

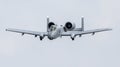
[6,17,112,40]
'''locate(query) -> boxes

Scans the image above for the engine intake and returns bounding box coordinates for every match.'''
[48,22,55,28]
[64,22,76,31]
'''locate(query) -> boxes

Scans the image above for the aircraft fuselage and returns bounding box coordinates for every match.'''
[48,26,62,40]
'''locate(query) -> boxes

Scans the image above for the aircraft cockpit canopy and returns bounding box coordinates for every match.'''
[50,25,57,31]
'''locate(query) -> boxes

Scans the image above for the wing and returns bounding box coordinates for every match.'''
[6,28,48,36]
[61,28,112,36]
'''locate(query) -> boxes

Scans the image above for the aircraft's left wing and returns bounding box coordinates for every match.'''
[61,28,112,36]
[6,28,48,36]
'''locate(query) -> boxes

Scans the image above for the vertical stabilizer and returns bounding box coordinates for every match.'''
[47,16,49,32]
[81,17,84,31]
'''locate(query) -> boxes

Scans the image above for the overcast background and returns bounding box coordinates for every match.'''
[0,0,119,67]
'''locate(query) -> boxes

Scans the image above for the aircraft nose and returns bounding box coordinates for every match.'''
[50,34,54,38]
[49,35,55,40]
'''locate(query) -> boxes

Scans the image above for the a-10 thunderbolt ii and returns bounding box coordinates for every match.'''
[6,17,112,41]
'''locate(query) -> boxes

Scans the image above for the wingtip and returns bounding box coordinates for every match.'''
[5,28,11,31]
[105,28,112,31]
[5,29,8,31]
[108,28,112,30]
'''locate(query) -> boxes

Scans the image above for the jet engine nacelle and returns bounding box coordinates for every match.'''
[48,22,55,28]
[64,22,76,31]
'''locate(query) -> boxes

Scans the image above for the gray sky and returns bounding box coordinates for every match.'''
[0,0,119,67]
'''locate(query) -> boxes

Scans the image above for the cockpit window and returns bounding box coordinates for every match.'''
[50,25,57,31]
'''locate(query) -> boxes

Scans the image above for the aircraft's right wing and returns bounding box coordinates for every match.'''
[61,28,112,36]
[6,28,48,36]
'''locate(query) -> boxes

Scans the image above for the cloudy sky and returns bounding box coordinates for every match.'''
[0,0,119,67]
